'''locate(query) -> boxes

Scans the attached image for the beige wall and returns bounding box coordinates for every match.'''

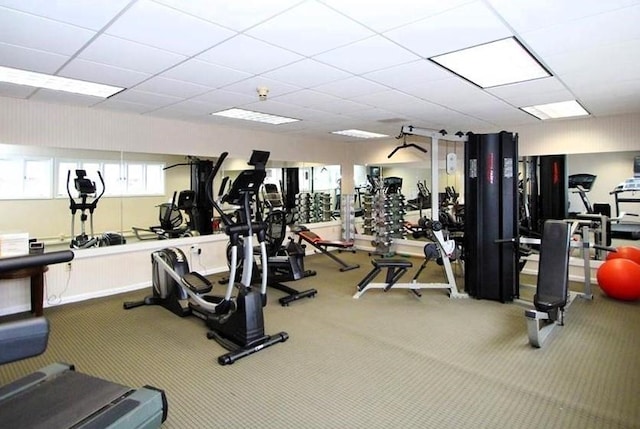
[0,97,351,164]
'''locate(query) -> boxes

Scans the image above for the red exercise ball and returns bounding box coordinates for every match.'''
[606,246,640,266]
[597,258,640,301]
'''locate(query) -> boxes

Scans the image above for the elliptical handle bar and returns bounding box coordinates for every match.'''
[205,152,234,227]
[95,170,106,203]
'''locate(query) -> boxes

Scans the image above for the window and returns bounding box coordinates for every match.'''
[0,157,52,199]
[0,156,164,200]
[57,160,165,198]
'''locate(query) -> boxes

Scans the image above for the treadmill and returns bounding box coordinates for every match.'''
[609,177,640,240]
[0,251,168,428]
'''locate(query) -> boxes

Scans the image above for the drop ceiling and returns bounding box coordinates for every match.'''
[1,0,639,141]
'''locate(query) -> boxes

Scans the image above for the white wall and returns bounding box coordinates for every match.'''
[516,112,640,156]
[0,221,342,316]
[567,151,640,217]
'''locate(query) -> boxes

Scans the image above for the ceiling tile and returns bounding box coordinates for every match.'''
[106,0,236,56]
[221,76,301,100]
[0,0,131,30]
[313,35,420,74]
[486,77,574,107]
[383,1,512,57]
[0,6,96,55]
[262,59,351,89]
[161,59,252,89]
[237,99,306,118]
[79,35,186,74]
[149,100,224,120]
[578,80,640,115]
[313,99,382,115]
[93,98,157,114]
[543,39,640,87]
[522,4,640,56]
[59,59,151,88]
[245,1,374,56]
[487,0,640,33]
[363,60,452,90]
[349,90,431,111]
[111,89,184,107]
[319,0,474,32]
[191,89,256,107]
[153,0,303,32]
[405,78,496,107]
[344,106,405,122]
[134,76,213,98]
[196,35,303,75]
[482,110,540,128]
[29,88,104,107]
[269,89,340,108]
[313,76,388,99]
[0,42,69,73]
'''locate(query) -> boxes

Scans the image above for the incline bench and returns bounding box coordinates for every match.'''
[525,220,571,348]
[292,225,360,272]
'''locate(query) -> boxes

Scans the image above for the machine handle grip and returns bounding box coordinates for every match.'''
[211,152,228,179]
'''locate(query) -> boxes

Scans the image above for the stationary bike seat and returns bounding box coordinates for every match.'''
[182,272,213,294]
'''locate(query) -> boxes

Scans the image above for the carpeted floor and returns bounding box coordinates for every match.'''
[1,250,639,428]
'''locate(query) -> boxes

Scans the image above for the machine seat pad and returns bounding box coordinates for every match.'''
[315,239,354,248]
[182,272,213,294]
[298,230,354,248]
[533,293,566,312]
[372,259,413,269]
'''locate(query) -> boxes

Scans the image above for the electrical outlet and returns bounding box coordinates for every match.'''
[190,245,200,255]
[66,262,72,271]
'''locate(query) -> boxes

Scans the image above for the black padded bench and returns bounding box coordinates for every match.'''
[354,259,415,298]
[525,220,571,347]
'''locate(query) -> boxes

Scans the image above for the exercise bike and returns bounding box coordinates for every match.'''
[124,150,288,365]
[67,169,105,249]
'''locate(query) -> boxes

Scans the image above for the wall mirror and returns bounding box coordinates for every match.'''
[0,143,343,252]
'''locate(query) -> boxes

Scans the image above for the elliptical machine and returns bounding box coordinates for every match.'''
[67,169,105,249]
[124,150,288,365]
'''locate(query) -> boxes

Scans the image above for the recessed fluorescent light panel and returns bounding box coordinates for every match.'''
[211,108,299,125]
[521,100,589,120]
[0,65,123,98]
[331,129,389,139]
[429,37,550,88]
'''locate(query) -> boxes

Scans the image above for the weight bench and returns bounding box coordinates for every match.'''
[292,225,360,272]
[354,259,417,299]
[525,220,571,348]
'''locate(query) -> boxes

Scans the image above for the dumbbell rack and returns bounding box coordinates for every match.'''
[293,192,311,224]
[312,192,332,222]
[341,194,356,241]
[362,194,375,235]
